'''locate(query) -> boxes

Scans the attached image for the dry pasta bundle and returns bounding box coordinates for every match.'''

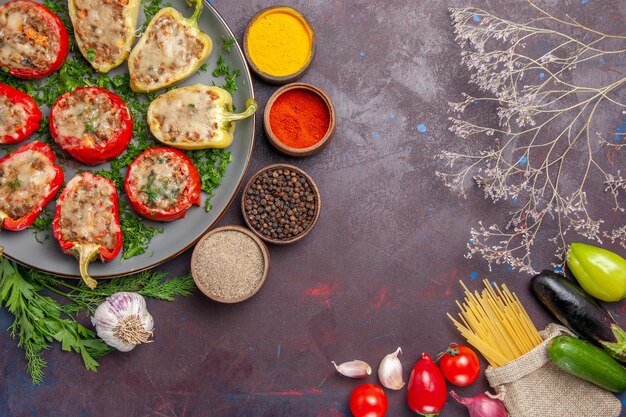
[448,280,542,367]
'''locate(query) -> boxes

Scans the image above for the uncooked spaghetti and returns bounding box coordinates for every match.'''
[448,280,542,367]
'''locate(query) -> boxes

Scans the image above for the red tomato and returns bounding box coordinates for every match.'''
[350,384,388,417]
[407,353,447,416]
[438,344,480,387]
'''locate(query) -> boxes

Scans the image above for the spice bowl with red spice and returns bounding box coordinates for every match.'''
[263,83,336,157]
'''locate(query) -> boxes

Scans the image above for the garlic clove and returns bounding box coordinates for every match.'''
[331,360,372,378]
[378,347,405,390]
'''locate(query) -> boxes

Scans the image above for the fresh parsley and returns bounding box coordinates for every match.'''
[30,209,53,243]
[86,48,95,62]
[118,202,163,260]
[221,35,236,53]
[0,256,195,384]
[8,177,21,190]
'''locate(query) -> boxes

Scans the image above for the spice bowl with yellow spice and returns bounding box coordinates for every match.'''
[263,83,336,157]
[243,6,316,84]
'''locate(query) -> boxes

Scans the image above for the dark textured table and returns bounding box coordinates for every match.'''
[2,0,626,416]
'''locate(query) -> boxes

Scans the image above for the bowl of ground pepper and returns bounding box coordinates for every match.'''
[191,225,270,303]
[241,164,321,244]
[264,83,336,157]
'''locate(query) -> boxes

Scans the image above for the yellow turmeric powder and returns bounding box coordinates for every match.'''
[246,7,313,77]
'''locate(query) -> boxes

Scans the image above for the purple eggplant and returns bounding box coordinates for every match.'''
[531,270,626,362]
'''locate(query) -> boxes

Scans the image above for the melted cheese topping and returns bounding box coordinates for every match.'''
[0,95,28,140]
[71,0,127,65]
[58,175,119,250]
[131,14,203,87]
[0,148,56,218]
[0,1,61,71]
[53,89,124,148]
[150,88,223,144]
[128,151,189,210]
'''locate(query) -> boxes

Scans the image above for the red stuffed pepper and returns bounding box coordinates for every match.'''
[49,86,133,165]
[0,141,64,231]
[53,172,122,289]
[0,83,42,144]
[124,147,201,221]
[0,0,69,79]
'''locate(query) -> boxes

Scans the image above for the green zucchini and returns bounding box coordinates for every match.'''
[548,334,626,392]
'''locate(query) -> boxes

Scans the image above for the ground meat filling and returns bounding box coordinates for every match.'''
[129,152,189,211]
[0,95,28,139]
[72,0,128,65]
[53,89,124,149]
[0,1,61,71]
[151,89,223,144]
[58,176,119,250]
[0,150,56,219]
[131,14,204,87]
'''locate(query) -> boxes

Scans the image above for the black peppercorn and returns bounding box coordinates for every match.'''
[243,167,318,241]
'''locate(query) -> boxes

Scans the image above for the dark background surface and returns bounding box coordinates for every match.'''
[2,0,626,416]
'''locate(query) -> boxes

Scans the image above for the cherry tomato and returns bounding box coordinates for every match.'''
[350,384,388,417]
[438,344,480,386]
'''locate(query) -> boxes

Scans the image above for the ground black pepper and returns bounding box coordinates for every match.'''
[243,167,318,241]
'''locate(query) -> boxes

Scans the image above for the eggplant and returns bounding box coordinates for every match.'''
[531,270,626,362]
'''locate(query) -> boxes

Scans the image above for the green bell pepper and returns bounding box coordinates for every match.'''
[567,242,626,302]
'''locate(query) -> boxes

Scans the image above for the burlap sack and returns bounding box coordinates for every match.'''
[485,323,622,417]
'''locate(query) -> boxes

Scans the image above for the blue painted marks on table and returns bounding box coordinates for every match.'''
[600,56,606,64]
[372,133,380,139]
[470,271,478,280]
[417,123,427,133]
[512,197,518,205]
[389,114,396,120]
[359,51,366,58]
[507,267,513,272]
[554,265,563,273]
[473,15,481,22]
[615,116,626,143]
[581,0,589,4]
[539,72,545,79]
[518,155,528,166]
[575,6,581,12]
[599,15,605,20]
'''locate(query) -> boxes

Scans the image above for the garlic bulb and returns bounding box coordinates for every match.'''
[332,360,372,378]
[91,292,154,352]
[378,347,405,390]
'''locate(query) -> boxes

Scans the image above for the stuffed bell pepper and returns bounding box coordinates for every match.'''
[53,172,122,289]
[49,86,133,165]
[124,147,201,221]
[147,85,257,149]
[127,0,212,92]
[0,0,69,79]
[0,83,42,144]
[68,0,140,72]
[0,141,64,231]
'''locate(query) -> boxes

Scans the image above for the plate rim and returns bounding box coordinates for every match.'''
[2,0,257,279]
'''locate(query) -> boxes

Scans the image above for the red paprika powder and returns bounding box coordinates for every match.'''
[269,88,330,148]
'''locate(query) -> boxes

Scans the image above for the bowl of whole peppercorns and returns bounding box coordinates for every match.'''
[241,164,321,244]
